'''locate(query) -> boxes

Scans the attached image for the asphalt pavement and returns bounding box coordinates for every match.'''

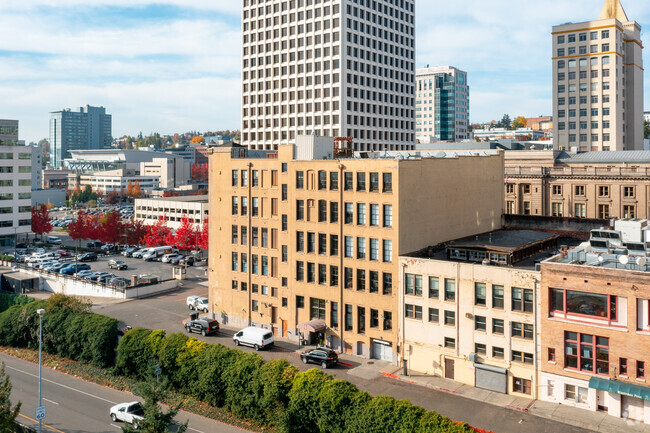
[1,352,250,433]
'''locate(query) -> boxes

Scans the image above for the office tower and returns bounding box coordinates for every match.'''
[49,105,112,167]
[0,119,37,246]
[416,66,469,142]
[552,0,643,151]
[240,0,416,152]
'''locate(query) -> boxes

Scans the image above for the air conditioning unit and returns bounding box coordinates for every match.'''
[468,353,478,362]
[465,313,473,319]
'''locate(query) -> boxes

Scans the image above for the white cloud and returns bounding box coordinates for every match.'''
[0,0,240,14]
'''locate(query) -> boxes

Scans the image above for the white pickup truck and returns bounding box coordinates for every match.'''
[109,401,145,427]
[187,296,209,313]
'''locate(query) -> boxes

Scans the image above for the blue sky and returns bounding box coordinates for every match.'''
[0,0,648,143]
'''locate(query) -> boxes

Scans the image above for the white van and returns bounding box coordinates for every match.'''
[233,327,274,351]
[142,246,173,261]
[47,236,62,245]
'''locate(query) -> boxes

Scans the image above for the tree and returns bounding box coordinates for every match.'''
[497,114,512,129]
[191,164,208,180]
[645,119,650,139]
[99,211,123,244]
[144,216,172,247]
[512,116,527,130]
[106,191,121,205]
[167,215,198,252]
[0,362,20,432]
[198,218,209,250]
[132,181,142,198]
[162,190,180,198]
[126,219,148,246]
[126,181,134,198]
[31,205,53,240]
[190,136,205,144]
[120,373,188,433]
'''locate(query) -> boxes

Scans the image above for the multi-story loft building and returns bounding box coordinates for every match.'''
[415,66,469,143]
[552,0,643,152]
[208,136,504,363]
[0,120,37,246]
[49,105,112,168]
[135,195,208,229]
[400,230,557,400]
[541,220,650,424]
[504,150,650,219]
[79,169,159,195]
[240,0,416,152]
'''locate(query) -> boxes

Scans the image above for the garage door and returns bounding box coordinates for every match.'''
[372,340,393,362]
[475,364,507,394]
[622,396,645,422]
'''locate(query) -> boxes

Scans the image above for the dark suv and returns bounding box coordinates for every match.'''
[78,252,98,262]
[183,316,219,336]
[300,348,339,369]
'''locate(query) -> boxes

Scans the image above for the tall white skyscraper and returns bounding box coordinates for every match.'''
[552,0,643,151]
[241,0,415,152]
[416,66,469,143]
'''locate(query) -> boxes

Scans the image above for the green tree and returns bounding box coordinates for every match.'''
[224,352,265,422]
[46,293,92,314]
[259,359,299,426]
[157,332,189,388]
[282,369,332,433]
[0,362,20,433]
[115,328,154,379]
[317,379,364,433]
[644,119,649,139]
[195,344,241,407]
[498,114,512,129]
[121,374,188,433]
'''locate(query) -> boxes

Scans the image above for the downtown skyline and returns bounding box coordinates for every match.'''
[1,0,648,143]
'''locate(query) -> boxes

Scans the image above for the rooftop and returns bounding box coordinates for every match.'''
[447,230,557,253]
[556,150,650,164]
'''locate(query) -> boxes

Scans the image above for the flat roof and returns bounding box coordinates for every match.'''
[556,150,650,164]
[448,230,557,253]
[137,195,208,203]
[2,272,39,281]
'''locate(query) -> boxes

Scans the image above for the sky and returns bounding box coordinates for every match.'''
[0,0,648,144]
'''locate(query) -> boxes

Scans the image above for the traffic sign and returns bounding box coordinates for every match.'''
[35,405,46,420]
[155,364,161,376]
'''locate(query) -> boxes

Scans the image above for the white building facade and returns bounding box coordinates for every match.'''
[134,195,208,230]
[552,0,644,151]
[416,66,469,143]
[0,120,36,246]
[241,0,416,152]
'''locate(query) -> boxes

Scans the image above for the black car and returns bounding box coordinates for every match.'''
[78,252,98,262]
[300,348,339,369]
[86,241,104,248]
[179,256,195,266]
[183,316,219,336]
[108,259,128,270]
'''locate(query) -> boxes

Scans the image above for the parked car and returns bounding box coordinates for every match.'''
[46,236,62,245]
[76,270,96,279]
[233,327,274,350]
[183,315,219,336]
[122,247,138,257]
[89,271,112,282]
[77,252,98,262]
[131,248,148,259]
[300,347,339,369]
[108,259,128,270]
[179,256,195,266]
[54,249,70,257]
[86,241,104,248]
[109,402,144,427]
[161,253,183,264]
[109,277,130,286]
[97,273,116,284]
[43,263,67,272]
[61,264,90,275]
[34,260,59,270]
[187,296,209,312]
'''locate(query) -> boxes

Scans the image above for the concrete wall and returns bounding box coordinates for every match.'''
[504,214,607,239]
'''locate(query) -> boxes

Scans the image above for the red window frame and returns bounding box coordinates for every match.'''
[564,331,609,375]
[637,361,645,379]
[548,347,556,362]
[620,358,628,376]
[550,288,619,326]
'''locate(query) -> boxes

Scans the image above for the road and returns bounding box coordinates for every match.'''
[91,285,590,433]
[1,352,250,433]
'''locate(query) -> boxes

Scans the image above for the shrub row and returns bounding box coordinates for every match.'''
[0,293,33,314]
[115,329,477,433]
[0,299,117,368]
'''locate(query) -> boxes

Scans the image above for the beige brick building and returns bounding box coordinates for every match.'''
[208,137,504,363]
[505,150,650,219]
[541,221,650,424]
[400,230,556,400]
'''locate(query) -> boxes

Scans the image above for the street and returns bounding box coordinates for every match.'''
[1,352,250,433]
[91,285,590,433]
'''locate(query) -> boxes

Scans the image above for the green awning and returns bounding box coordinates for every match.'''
[589,376,650,401]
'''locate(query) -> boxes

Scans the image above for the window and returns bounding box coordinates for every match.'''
[356,237,366,259]
[357,307,366,333]
[552,185,562,195]
[345,305,353,331]
[575,203,586,218]
[475,343,487,355]
[282,215,288,231]
[475,316,486,331]
[307,262,315,283]
[551,288,617,322]
[492,285,504,309]
[357,203,366,225]
[296,200,304,220]
[330,266,339,286]
[512,322,534,340]
[598,204,610,219]
[513,378,531,395]
[405,304,422,320]
[241,170,248,186]
[344,268,353,289]
[318,264,326,285]
[428,308,439,323]
[492,347,504,359]
[252,197,259,216]
[383,205,393,227]
[382,240,392,262]
[252,170,259,187]
[231,170,238,186]
[512,288,533,312]
[444,337,455,349]
[620,358,628,376]
[318,171,327,190]
[444,310,455,326]
[344,172,353,190]
[475,283,486,306]
[356,172,366,191]
[492,319,504,334]
[296,261,304,281]
[549,348,556,363]
[383,273,392,295]
[598,185,609,197]
[282,163,287,173]
[565,384,588,404]
[232,197,239,215]
[344,236,353,258]
[369,172,379,192]
[369,271,378,293]
[370,204,379,226]
[331,302,339,328]
[623,205,636,219]
[564,332,609,374]
[296,171,304,189]
[329,172,338,190]
[429,277,439,298]
[574,185,585,196]
[232,225,238,244]
[282,245,288,262]
[330,202,338,223]
[382,173,392,192]
[369,238,379,261]
[383,311,392,330]
[231,252,238,271]
[624,186,635,198]
[310,298,326,320]
[330,235,339,256]
[296,296,305,309]
[370,309,379,328]
[637,361,645,379]
[356,269,365,292]
[318,200,327,222]
[444,279,455,301]
[344,203,353,224]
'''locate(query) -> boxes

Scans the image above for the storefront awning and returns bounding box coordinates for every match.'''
[589,377,650,401]
[297,319,326,333]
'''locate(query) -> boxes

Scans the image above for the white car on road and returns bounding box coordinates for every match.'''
[109,401,145,427]
[161,253,183,263]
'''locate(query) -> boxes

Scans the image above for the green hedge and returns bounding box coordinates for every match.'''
[0,297,117,368]
[114,329,480,433]
[0,293,33,314]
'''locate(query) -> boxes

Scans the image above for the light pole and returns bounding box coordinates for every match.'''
[37,308,45,433]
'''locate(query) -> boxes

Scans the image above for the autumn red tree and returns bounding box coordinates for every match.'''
[198,217,209,250]
[143,215,172,247]
[132,181,142,198]
[167,214,198,252]
[98,211,123,244]
[105,191,120,205]
[84,214,101,241]
[126,181,133,197]
[162,190,180,198]
[31,205,53,240]
[67,211,89,242]
[125,219,148,246]
[190,136,205,144]
[191,163,208,180]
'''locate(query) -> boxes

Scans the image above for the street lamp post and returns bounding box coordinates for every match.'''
[37,308,45,433]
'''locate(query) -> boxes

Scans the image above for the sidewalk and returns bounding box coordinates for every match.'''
[379,365,650,433]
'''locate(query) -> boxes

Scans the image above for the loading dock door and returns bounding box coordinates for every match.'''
[371,340,392,362]
[475,364,507,394]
